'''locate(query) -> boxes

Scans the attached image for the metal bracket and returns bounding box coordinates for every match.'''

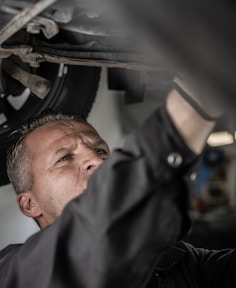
[0,0,58,45]
[1,4,59,39]
[26,15,59,39]
[2,59,51,99]
[0,44,161,70]
[0,45,42,67]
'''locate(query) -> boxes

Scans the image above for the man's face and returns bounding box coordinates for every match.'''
[23,120,109,227]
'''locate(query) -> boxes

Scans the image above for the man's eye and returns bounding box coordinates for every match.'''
[57,154,73,163]
[96,149,107,156]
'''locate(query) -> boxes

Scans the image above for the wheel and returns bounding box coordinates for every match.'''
[0,59,101,186]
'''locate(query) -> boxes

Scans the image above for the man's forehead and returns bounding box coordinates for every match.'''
[25,120,100,149]
[33,120,96,134]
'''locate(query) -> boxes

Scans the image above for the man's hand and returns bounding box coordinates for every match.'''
[173,71,225,121]
[166,89,215,155]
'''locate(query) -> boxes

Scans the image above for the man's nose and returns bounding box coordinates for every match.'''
[80,148,104,174]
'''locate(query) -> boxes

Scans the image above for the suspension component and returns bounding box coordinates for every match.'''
[2,59,51,99]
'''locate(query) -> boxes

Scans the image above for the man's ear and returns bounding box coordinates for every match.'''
[17,192,42,218]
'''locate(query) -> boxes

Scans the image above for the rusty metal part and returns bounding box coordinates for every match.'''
[0,46,43,67]
[35,53,161,71]
[26,15,59,39]
[0,44,163,70]
[0,0,58,45]
[2,59,51,99]
[0,4,59,39]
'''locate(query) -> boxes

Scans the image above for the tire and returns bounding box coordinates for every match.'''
[0,61,101,186]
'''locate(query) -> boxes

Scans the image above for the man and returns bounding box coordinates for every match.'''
[0,88,225,288]
[7,112,110,229]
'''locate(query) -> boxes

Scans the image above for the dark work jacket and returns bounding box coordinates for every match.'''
[148,240,236,288]
[0,106,201,287]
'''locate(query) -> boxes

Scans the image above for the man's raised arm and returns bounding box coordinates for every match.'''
[2,89,216,288]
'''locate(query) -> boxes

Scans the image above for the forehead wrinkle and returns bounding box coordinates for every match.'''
[47,132,81,157]
[48,129,100,149]
[45,120,98,147]
[47,129,104,159]
[43,120,97,139]
[77,131,109,150]
[25,121,98,164]
[49,135,77,152]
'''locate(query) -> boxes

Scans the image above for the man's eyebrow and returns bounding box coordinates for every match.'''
[54,146,73,154]
[87,138,110,151]
[92,139,108,147]
[49,145,75,161]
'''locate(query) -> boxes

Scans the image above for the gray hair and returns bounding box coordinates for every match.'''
[7,110,88,195]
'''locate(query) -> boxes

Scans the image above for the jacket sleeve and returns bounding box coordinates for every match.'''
[2,106,199,288]
[157,241,236,287]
